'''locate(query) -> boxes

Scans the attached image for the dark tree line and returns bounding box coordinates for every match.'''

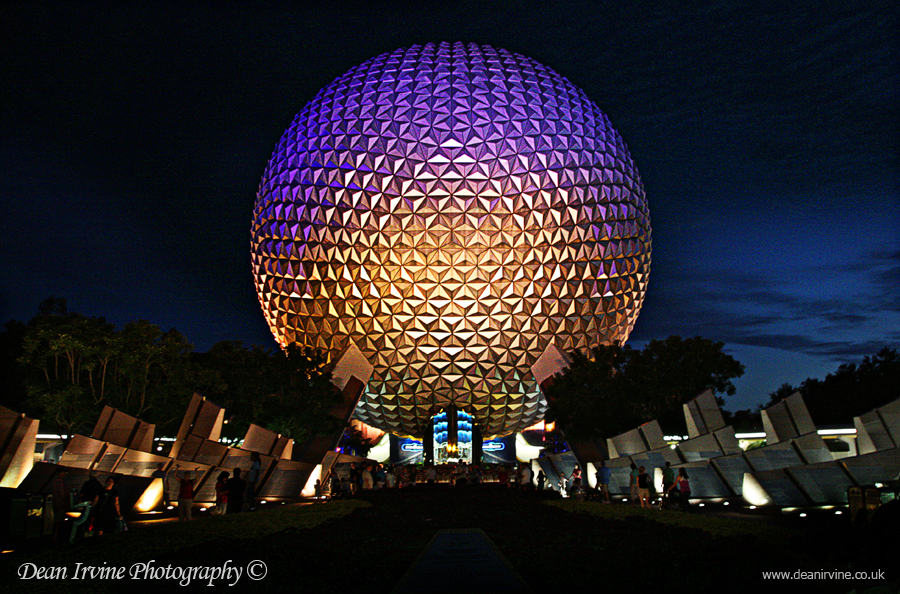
[544,336,746,439]
[7,298,892,445]
[766,347,900,426]
[545,335,899,443]
[0,298,340,441]
[196,341,342,443]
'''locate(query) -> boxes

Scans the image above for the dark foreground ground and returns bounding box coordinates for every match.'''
[3,486,898,594]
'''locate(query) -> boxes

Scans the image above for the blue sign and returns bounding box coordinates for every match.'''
[482,441,505,452]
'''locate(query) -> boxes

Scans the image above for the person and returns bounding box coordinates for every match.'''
[520,464,533,490]
[361,464,374,489]
[570,465,583,498]
[537,470,546,490]
[226,468,247,514]
[349,464,360,495]
[669,468,692,512]
[498,466,509,487]
[425,465,437,485]
[662,462,675,494]
[469,465,482,485]
[571,465,582,489]
[596,461,611,504]
[177,468,199,521]
[386,467,397,489]
[94,476,122,535]
[330,468,342,499]
[79,471,104,534]
[213,471,229,515]
[151,463,170,507]
[637,466,651,509]
[60,500,92,543]
[558,472,568,497]
[455,462,468,486]
[80,471,103,506]
[246,452,262,511]
[629,463,639,505]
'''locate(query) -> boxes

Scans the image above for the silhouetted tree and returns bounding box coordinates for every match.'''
[252,344,342,443]
[14,299,197,435]
[625,336,745,430]
[196,341,343,443]
[16,300,117,436]
[545,336,745,439]
[7,298,346,442]
[191,340,265,440]
[766,347,900,425]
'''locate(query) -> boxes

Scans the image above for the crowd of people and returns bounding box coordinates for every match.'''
[325,461,546,498]
[51,469,126,543]
[518,460,693,512]
[166,458,261,518]
[622,461,693,512]
[53,456,693,543]
[53,453,270,543]
[319,459,697,512]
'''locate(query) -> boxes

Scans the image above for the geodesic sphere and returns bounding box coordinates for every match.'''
[251,42,651,439]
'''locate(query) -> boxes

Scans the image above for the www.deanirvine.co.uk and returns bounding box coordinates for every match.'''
[761,569,885,580]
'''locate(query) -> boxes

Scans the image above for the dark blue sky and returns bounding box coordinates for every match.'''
[2,2,897,411]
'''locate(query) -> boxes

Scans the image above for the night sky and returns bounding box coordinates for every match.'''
[2,2,897,412]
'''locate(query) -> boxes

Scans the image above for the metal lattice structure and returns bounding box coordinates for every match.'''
[251,42,651,438]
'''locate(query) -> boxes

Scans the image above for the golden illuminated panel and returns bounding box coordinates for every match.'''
[251,43,651,439]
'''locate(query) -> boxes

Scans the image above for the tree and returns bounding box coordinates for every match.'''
[15,298,198,435]
[114,321,196,423]
[9,298,351,443]
[766,347,900,425]
[252,344,342,444]
[195,341,344,444]
[625,336,745,431]
[545,336,745,439]
[192,340,276,440]
[766,382,797,405]
[543,345,642,440]
[16,302,118,436]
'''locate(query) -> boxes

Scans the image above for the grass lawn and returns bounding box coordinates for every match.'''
[3,486,895,593]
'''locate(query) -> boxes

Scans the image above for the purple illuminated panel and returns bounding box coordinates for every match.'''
[252,42,652,438]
